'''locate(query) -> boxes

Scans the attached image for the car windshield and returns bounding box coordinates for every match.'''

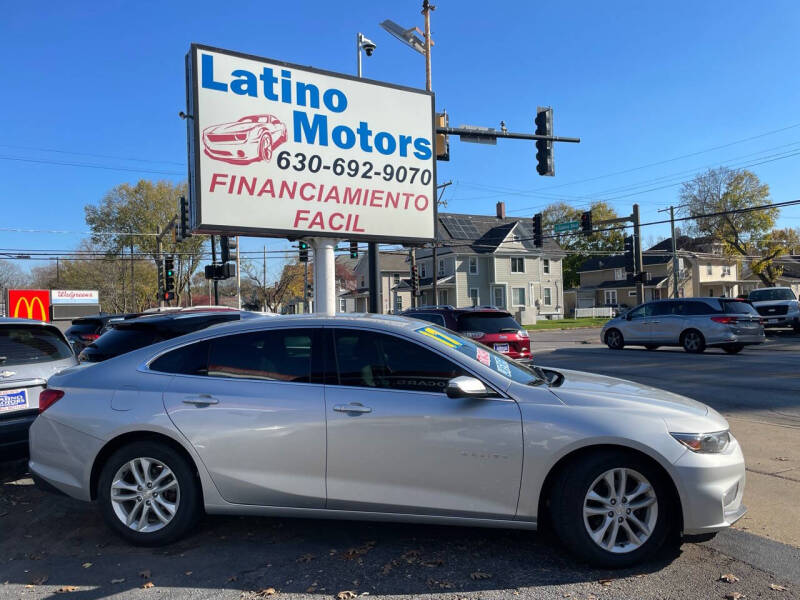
[718,300,759,315]
[456,313,521,334]
[413,324,541,385]
[749,288,796,302]
[0,325,73,366]
[82,327,162,361]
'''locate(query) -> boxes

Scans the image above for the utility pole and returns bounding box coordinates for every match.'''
[422,0,434,91]
[632,204,644,305]
[431,181,452,305]
[303,260,309,314]
[129,227,135,311]
[658,205,680,298]
[156,225,164,308]
[210,235,219,305]
[263,245,267,311]
[410,250,418,308]
[236,236,242,309]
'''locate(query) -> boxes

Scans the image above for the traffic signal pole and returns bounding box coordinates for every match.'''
[210,235,219,306]
[632,204,644,305]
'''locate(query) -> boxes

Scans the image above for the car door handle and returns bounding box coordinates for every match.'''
[182,394,219,406]
[333,403,372,414]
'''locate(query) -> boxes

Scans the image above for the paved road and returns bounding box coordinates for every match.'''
[1,329,799,599]
[532,328,800,428]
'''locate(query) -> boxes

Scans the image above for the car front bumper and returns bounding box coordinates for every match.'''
[760,312,800,328]
[673,437,747,534]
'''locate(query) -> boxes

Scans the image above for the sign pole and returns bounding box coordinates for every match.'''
[311,238,336,315]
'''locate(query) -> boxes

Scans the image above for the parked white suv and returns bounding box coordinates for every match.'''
[748,287,800,331]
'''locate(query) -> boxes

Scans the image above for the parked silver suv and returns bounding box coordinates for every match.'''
[602,298,764,354]
[748,287,800,331]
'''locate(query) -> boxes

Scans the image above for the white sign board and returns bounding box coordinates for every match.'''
[186,44,436,244]
[51,290,99,304]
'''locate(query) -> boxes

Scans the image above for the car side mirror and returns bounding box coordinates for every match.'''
[445,376,490,399]
[626,313,633,321]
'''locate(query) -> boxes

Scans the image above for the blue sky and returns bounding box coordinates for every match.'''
[2,0,800,271]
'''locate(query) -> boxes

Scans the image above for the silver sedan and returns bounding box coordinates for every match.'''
[29,314,745,567]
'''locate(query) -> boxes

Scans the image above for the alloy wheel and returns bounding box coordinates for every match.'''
[582,467,658,554]
[606,330,622,349]
[110,457,180,533]
[684,331,702,352]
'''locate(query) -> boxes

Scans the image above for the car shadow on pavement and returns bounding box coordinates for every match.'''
[0,469,682,599]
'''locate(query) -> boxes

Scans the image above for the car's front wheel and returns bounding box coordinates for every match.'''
[259,134,274,162]
[550,451,676,567]
[98,441,202,546]
[605,329,624,350]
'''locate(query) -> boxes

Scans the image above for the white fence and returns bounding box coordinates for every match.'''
[575,307,614,318]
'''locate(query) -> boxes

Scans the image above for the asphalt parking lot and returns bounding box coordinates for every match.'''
[1,327,798,599]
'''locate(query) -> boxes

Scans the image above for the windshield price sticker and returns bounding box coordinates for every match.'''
[476,348,491,366]
[187,45,436,243]
[415,326,463,349]
[494,355,512,377]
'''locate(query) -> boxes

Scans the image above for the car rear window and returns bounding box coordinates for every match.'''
[749,288,795,302]
[406,312,446,326]
[66,322,101,336]
[0,325,73,366]
[456,313,521,334]
[718,300,759,315]
[83,328,163,361]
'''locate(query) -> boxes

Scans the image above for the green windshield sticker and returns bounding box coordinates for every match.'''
[415,326,463,349]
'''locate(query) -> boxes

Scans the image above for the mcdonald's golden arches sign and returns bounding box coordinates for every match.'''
[7,290,50,322]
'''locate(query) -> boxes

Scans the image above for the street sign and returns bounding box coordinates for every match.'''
[185,44,436,244]
[553,220,580,233]
[458,125,497,145]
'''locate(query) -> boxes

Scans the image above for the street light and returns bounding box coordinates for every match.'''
[379,20,426,55]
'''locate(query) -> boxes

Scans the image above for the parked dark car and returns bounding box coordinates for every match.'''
[0,318,77,459]
[65,314,139,353]
[78,311,261,363]
[400,305,532,361]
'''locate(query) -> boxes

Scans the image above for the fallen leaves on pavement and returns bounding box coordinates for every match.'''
[426,578,454,589]
[343,541,376,560]
[470,571,492,580]
[81,562,92,569]
[598,578,613,586]
[769,583,788,591]
[55,586,78,593]
[142,582,155,589]
[336,591,357,600]
[296,553,315,563]
[725,593,742,600]
[110,578,125,584]
[720,573,740,583]
[29,575,48,586]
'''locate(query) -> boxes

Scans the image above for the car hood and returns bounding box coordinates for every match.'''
[544,368,709,418]
[205,122,257,135]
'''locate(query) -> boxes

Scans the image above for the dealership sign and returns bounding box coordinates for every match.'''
[185,44,436,244]
[7,290,50,322]
[51,290,99,304]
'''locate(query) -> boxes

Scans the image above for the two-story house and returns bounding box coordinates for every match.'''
[339,251,413,314]
[571,236,750,312]
[395,203,565,323]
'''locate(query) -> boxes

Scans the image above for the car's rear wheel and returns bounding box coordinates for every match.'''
[259,134,274,162]
[681,329,705,353]
[722,344,744,354]
[549,451,676,568]
[644,345,659,351]
[98,441,201,546]
[605,329,624,350]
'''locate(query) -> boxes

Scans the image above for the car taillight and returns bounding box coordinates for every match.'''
[711,316,737,324]
[80,333,100,341]
[517,329,529,339]
[462,331,485,339]
[39,389,65,413]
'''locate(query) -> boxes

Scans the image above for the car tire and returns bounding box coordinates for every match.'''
[549,450,676,568]
[259,134,274,162]
[722,344,744,354]
[644,345,659,351]
[605,329,624,350]
[98,441,202,546]
[681,329,705,354]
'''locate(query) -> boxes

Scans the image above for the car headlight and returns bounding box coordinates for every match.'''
[670,430,731,453]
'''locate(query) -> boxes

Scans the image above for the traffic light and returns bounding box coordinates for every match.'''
[411,265,420,297]
[349,241,358,259]
[624,235,636,274]
[164,256,175,301]
[580,211,593,235]
[177,196,191,242]
[533,212,543,248]
[435,111,450,161]
[220,236,237,264]
[203,263,236,280]
[299,241,309,263]
[306,281,314,296]
[535,106,554,176]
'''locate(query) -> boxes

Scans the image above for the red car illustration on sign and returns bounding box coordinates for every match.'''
[202,115,288,164]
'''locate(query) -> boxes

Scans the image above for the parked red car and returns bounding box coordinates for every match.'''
[202,115,288,164]
[400,306,532,361]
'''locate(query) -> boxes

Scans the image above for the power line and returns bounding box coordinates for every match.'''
[0,156,185,176]
[0,144,185,166]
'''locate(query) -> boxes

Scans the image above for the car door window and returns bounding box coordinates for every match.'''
[627,304,650,319]
[649,301,675,316]
[151,329,318,383]
[685,301,713,315]
[332,329,467,393]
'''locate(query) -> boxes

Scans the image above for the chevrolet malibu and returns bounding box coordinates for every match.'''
[29,314,745,567]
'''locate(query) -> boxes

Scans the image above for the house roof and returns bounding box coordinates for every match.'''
[415,212,562,258]
[354,251,409,273]
[579,235,718,272]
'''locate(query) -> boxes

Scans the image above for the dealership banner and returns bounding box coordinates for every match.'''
[51,290,99,304]
[185,44,436,244]
[7,290,50,322]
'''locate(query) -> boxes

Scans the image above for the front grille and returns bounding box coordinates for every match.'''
[756,305,788,316]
